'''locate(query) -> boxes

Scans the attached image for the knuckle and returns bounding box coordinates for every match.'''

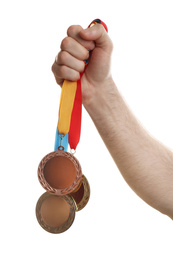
[60,66,79,81]
[79,61,85,72]
[83,50,89,60]
[52,63,65,78]
[58,51,68,64]
[59,65,66,77]
[61,37,71,50]
[72,71,80,81]
[67,25,83,37]
[67,25,76,36]
[51,62,56,73]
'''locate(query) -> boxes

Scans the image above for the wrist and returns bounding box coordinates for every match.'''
[83,77,118,117]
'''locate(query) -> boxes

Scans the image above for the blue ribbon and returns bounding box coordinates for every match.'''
[54,128,69,151]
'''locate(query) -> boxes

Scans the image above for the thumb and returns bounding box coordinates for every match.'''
[79,24,113,52]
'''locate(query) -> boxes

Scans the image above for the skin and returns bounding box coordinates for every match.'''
[52,24,173,219]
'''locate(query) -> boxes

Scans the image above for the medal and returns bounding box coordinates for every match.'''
[36,192,76,234]
[38,150,82,195]
[36,19,108,233]
[36,175,90,234]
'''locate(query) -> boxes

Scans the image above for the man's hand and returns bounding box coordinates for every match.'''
[51,24,113,107]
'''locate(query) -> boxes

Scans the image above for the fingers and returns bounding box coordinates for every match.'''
[67,25,95,51]
[80,24,113,52]
[52,48,85,85]
[51,23,112,86]
[52,61,80,86]
[57,51,85,72]
[52,39,87,85]
[60,36,89,61]
[52,25,94,85]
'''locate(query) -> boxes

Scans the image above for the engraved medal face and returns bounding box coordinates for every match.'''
[38,150,82,195]
[36,192,76,234]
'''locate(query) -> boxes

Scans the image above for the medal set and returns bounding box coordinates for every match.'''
[35,19,108,233]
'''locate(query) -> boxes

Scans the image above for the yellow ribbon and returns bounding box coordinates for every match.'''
[57,80,77,135]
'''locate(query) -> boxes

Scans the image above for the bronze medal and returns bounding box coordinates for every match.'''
[70,175,90,211]
[36,174,90,233]
[36,192,76,234]
[38,150,82,195]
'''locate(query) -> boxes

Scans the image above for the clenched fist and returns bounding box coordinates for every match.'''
[51,23,114,108]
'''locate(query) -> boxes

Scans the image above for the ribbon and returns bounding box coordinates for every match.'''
[54,129,69,151]
[54,19,108,152]
[57,80,77,135]
[54,80,77,151]
[68,74,82,150]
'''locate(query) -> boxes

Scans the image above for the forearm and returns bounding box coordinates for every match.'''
[84,79,173,219]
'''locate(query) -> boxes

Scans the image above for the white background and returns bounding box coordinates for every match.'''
[0,0,173,259]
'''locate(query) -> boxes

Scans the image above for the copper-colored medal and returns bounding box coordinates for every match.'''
[38,150,82,195]
[36,174,90,233]
[70,175,90,211]
[36,192,76,234]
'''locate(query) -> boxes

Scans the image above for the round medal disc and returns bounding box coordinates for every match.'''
[38,150,82,195]
[36,192,76,234]
[70,175,90,211]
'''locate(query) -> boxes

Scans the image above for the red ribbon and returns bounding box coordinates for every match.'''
[68,75,82,150]
[68,19,108,150]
